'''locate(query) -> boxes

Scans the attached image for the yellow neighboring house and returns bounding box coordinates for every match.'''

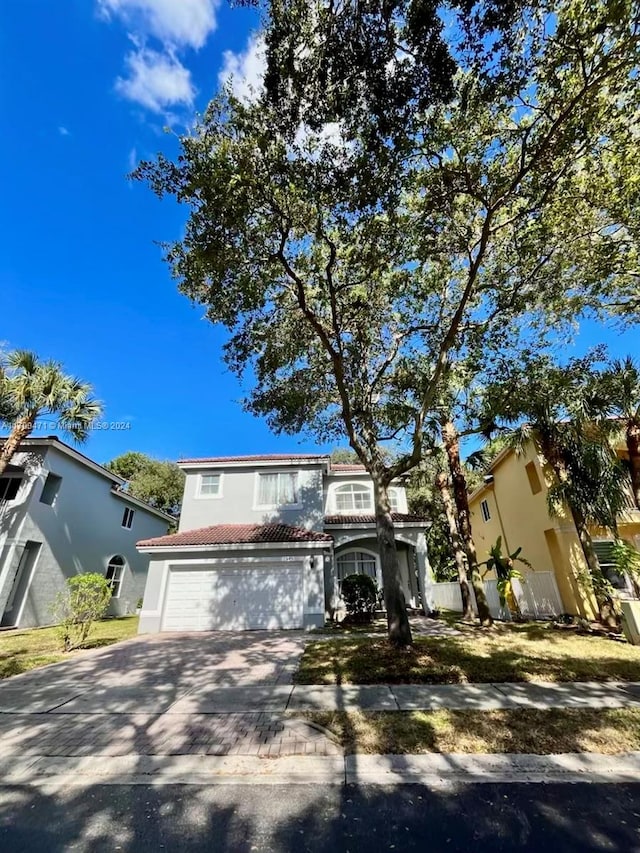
[468,441,640,620]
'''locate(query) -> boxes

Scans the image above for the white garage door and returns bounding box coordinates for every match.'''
[162,563,304,631]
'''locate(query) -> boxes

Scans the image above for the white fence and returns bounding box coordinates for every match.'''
[429,571,563,621]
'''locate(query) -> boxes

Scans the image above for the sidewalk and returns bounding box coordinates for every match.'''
[287,680,640,711]
[2,679,640,787]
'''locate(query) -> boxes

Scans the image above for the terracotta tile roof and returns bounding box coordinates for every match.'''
[178,454,328,464]
[138,523,333,548]
[330,463,367,472]
[324,513,429,525]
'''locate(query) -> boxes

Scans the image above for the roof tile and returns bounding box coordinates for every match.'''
[178,454,328,464]
[324,513,429,525]
[138,523,333,548]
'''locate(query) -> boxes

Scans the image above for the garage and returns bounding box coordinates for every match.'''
[162,563,305,631]
[137,522,332,633]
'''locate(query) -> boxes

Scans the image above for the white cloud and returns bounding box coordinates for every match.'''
[294,121,344,149]
[218,33,266,102]
[98,0,218,49]
[115,48,195,112]
[58,126,70,136]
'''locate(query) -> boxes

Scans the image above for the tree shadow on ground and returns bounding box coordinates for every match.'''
[296,629,640,685]
[308,706,640,755]
[1,779,640,852]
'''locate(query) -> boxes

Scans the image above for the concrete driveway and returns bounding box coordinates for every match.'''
[0,631,339,760]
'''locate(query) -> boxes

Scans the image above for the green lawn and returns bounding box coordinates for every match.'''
[296,621,640,685]
[311,616,389,635]
[306,707,640,754]
[0,616,139,680]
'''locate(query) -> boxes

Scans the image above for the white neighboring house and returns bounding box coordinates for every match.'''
[0,436,173,629]
[136,454,432,633]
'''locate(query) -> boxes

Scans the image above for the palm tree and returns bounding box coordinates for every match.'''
[479,536,532,616]
[601,357,640,509]
[483,355,627,627]
[0,350,101,476]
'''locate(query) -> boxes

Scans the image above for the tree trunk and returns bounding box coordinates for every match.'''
[435,470,474,619]
[570,503,620,629]
[440,419,493,626]
[626,419,640,510]
[373,478,413,646]
[0,419,34,477]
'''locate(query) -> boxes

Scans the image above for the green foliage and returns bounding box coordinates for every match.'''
[341,574,379,622]
[106,452,185,517]
[136,0,640,489]
[612,540,640,576]
[51,573,112,652]
[612,540,640,595]
[479,536,532,609]
[0,350,101,443]
[330,448,361,464]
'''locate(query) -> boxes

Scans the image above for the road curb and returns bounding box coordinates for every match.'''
[345,752,640,785]
[4,751,640,788]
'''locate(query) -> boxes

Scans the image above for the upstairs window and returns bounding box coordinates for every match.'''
[40,473,62,506]
[257,472,299,507]
[122,507,135,529]
[480,499,491,522]
[198,473,221,497]
[388,488,400,512]
[105,555,126,598]
[525,461,542,495]
[334,483,373,513]
[0,477,21,503]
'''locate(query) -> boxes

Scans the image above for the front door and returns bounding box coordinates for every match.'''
[0,541,42,627]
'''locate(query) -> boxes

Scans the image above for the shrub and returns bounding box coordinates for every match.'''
[51,573,112,652]
[341,573,378,623]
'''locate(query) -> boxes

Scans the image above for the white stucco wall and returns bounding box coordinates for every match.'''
[178,464,326,532]
[0,442,170,627]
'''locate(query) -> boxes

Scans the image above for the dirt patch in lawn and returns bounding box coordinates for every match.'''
[296,623,640,685]
[306,707,640,754]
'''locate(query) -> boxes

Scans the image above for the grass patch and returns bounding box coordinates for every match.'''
[311,616,388,636]
[307,707,640,754]
[296,621,640,685]
[0,616,139,680]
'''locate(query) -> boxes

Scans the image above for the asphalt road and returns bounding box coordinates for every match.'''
[1,782,639,852]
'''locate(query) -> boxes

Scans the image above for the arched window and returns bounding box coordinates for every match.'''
[336,551,377,583]
[105,555,126,598]
[334,483,373,512]
[388,488,400,512]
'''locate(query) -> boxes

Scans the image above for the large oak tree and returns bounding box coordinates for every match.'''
[138,0,640,643]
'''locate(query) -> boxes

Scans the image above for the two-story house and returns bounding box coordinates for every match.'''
[468,441,640,621]
[0,436,173,629]
[136,454,431,632]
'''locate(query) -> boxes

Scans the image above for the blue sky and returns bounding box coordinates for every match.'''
[1,2,637,466]
[0,0,305,464]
